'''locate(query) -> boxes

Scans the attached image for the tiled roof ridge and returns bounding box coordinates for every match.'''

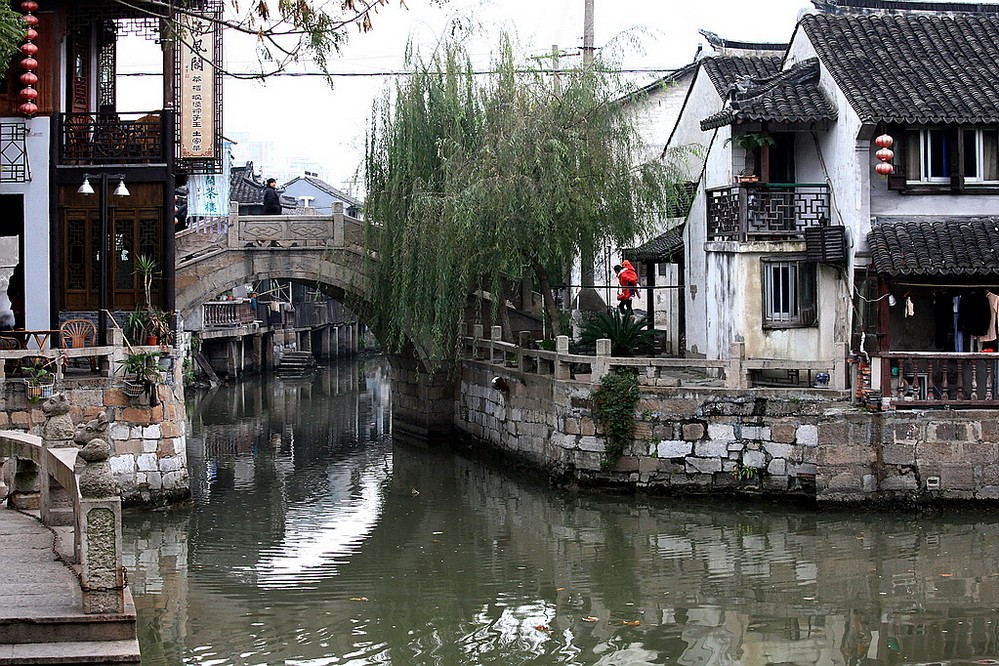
[701,55,783,96]
[730,58,821,107]
[813,0,999,14]
[698,29,789,52]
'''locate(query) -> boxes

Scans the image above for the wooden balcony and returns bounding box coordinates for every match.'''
[57,110,172,166]
[706,183,831,242]
[881,352,999,407]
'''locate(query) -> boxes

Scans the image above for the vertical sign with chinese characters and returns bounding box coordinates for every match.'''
[179,13,217,160]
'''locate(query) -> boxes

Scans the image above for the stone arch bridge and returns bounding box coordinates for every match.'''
[174,205,372,331]
[174,207,451,443]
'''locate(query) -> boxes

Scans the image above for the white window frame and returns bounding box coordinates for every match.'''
[908,127,999,185]
[762,259,817,329]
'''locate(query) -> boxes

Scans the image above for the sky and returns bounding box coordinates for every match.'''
[119,0,817,192]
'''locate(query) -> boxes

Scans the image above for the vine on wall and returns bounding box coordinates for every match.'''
[591,370,640,470]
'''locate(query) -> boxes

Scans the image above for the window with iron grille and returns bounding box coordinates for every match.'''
[762,258,817,329]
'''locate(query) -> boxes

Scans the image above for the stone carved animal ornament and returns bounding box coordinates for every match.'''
[41,393,76,443]
[74,412,116,498]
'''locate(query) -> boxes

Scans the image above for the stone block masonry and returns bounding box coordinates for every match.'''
[1,370,190,507]
[455,359,999,504]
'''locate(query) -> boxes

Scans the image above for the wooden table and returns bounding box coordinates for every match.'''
[0,330,60,351]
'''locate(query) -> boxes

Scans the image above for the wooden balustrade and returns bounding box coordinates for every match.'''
[202,300,256,328]
[881,352,999,407]
[706,183,831,241]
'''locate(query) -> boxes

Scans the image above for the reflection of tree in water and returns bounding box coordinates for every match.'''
[132,363,999,665]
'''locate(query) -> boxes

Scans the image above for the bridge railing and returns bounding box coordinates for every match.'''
[0,412,127,614]
[175,201,369,270]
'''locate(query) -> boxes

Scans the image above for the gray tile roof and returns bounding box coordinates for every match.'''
[282,175,363,208]
[801,11,999,124]
[624,226,685,263]
[868,217,999,277]
[229,162,270,204]
[700,59,837,130]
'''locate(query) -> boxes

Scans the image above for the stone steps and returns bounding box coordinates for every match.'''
[276,350,316,374]
[0,638,141,664]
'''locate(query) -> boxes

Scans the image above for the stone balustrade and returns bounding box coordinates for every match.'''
[0,395,126,613]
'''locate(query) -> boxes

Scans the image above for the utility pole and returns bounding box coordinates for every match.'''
[578,0,602,312]
[582,0,595,66]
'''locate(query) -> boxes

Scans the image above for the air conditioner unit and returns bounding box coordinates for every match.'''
[805,225,847,263]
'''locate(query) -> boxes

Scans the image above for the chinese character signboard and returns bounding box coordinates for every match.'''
[179,12,218,162]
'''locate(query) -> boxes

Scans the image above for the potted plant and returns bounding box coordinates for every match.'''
[117,351,163,401]
[125,306,149,346]
[24,365,55,402]
[728,132,775,182]
[145,308,174,346]
[131,255,173,345]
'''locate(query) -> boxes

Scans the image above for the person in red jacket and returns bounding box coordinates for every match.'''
[614,260,639,316]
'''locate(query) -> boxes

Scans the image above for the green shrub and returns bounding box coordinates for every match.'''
[592,370,640,469]
[579,310,655,357]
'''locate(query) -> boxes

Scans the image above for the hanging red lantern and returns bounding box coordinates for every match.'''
[875,134,894,148]
[876,147,894,162]
[18,0,38,118]
[875,162,894,176]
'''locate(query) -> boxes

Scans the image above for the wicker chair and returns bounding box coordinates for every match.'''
[60,319,98,372]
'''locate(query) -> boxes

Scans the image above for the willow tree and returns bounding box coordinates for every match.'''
[365,38,686,367]
[0,2,24,77]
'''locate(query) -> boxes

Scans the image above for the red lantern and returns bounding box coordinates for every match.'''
[23,14,37,26]
[875,134,894,149]
[876,147,894,162]
[875,162,894,176]
[19,71,36,86]
[20,1,38,11]
[19,56,36,70]
[18,101,36,116]
[19,87,37,100]
[25,28,36,40]
[19,42,36,56]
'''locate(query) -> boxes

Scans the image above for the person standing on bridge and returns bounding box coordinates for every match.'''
[262,178,282,215]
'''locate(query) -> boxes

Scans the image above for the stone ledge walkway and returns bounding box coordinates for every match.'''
[0,509,81,621]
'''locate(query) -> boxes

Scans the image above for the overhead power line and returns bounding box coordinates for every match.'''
[116,67,684,78]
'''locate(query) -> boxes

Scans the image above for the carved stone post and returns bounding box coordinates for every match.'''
[74,413,125,614]
[0,235,20,328]
[40,394,75,526]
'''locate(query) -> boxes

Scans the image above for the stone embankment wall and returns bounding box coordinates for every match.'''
[2,354,189,506]
[455,360,999,503]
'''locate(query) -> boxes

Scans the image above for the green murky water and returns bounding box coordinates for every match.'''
[124,359,999,665]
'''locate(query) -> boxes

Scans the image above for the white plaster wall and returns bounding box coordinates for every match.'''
[621,71,697,164]
[0,118,50,330]
[869,171,999,218]
[587,70,707,310]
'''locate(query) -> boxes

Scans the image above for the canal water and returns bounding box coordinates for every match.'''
[124,359,999,665]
